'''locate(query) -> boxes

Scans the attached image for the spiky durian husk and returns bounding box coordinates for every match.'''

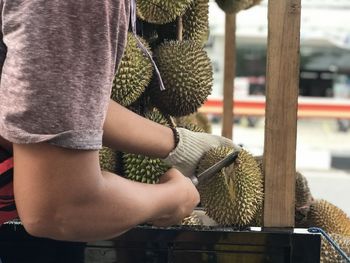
[175,112,212,133]
[215,0,259,14]
[196,147,264,226]
[144,107,171,126]
[111,33,153,107]
[321,233,350,263]
[150,41,213,117]
[123,154,169,184]
[136,0,193,24]
[183,0,209,44]
[179,123,205,133]
[295,172,313,209]
[181,212,203,226]
[99,147,117,173]
[294,172,314,226]
[306,199,350,237]
[123,108,171,184]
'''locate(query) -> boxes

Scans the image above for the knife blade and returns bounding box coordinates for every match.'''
[189,150,239,187]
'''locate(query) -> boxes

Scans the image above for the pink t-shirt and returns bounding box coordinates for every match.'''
[0,0,130,150]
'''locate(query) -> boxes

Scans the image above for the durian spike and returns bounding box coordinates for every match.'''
[177,16,183,41]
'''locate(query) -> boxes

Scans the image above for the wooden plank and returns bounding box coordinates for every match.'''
[222,13,236,140]
[263,0,301,228]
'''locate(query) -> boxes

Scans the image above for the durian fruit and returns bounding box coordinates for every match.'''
[321,233,350,263]
[150,41,213,117]
[196,146,264,226]
[294,171,314,226]
[99,147,118,173]
[183,0,209,44]
[122,108,171,184]
[144,107,171,126]
[136,0,193,24]
[215,0,259,14]
[306,199,350,237]
[123,154,169,184]
[111,33,153,107]
[181,212,203,226]
[179,123,205,133]
[295,172,313,209]
[175,112,212,133]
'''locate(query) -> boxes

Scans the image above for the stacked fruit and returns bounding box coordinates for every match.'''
[100,0,265,226]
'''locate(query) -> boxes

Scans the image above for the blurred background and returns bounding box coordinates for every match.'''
[202,0,350,215]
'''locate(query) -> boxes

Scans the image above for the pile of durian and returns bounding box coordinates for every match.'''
[253,156,350,263]
[101,0,263,225]
[99,2,349,261]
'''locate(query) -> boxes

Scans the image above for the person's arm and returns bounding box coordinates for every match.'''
[14,143,199,242]
[103,99,235,177]
[103,99,174,158]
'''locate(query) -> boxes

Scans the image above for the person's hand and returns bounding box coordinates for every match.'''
[150,168,200,227]
[162,128,239,177]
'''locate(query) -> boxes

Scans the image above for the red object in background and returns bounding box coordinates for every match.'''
[200,97,350,119]
[0,148,18,225]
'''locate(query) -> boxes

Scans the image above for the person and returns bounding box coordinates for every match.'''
[0,0,232,242]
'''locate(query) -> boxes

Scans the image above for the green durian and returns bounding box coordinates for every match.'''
[150,40,213,117]
[294,171,314,226]
[111,33,153,107]
[215,0,261,14]
[179,123,205,133]
[99,147,117,173]
[306,199,350,237]
[122,153,169,184]
[183,0,209,44]
[196,146,264,226]
[136,0,193,24]
[295,172,313,209]
[122,108,171,184]
[321,233,350,263]
[175,112,212,133]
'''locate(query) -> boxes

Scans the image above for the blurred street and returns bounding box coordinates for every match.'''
[211,118,350,215]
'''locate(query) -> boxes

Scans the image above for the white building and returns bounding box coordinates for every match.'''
[207,0,350,97]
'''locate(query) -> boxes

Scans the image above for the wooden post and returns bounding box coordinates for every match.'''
[222,13,236,140]
[263,0,301,228]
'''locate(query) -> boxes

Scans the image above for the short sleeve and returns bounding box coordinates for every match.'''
[0,0,129,150]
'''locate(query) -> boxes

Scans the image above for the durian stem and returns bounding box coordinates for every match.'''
[177,16,183,41]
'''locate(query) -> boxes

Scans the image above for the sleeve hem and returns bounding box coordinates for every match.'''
[0,124,103,150]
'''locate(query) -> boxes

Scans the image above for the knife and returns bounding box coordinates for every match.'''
[189,150,239,187]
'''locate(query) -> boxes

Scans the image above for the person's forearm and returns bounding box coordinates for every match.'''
[42,172,179,242]
[103,99,174,158]
[13,143,187,242]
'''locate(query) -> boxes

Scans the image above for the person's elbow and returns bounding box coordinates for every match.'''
[19,205,77,241]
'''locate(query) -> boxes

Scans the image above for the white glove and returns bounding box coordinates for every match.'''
[163,128,237,177]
